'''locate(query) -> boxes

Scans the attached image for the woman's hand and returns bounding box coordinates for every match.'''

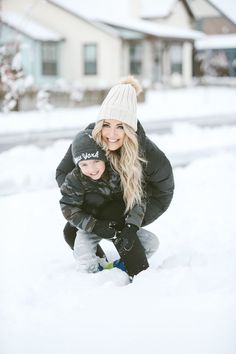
[113,224,149,277]
[115,224,138,255]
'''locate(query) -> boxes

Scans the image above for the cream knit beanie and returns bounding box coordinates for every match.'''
[97,76,142,132]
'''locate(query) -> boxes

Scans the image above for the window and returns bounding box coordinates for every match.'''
[170,44,183,74]
[129,43,142,75]
[41,42,58,76]
[83,44,97,75]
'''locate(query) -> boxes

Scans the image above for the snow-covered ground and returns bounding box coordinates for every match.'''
[1,86,236,134]
[1,87,236,354]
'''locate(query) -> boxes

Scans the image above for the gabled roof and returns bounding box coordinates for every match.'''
[47,0,119,37]
[48,0,130,21]
[100,17,203,41]
[140,0,194,19]
[207,0,236,26]
[47,0,201,41]
[48,0,194,21]
[140,0,176,18]
[2,12,64,42]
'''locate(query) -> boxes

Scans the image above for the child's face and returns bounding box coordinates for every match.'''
[78,160,105,180]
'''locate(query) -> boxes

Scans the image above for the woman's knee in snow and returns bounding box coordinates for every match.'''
[137,228,159,258]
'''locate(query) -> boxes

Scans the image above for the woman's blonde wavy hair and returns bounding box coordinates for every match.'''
[92,121,146,213]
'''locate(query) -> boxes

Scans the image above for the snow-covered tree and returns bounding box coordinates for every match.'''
[0,40,21,111]
[196,49,229,77]
[0,39,33,112]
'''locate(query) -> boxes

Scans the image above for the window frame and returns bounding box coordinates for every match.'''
[41,41,58,76]
[83,43,97,76]
[170,43,183,75]
[129,42,143,75]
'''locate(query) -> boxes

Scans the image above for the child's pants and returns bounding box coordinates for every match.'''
[73,228,159,273]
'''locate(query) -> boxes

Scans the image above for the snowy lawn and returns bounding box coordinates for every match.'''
[0,86,236,354]
[1,140,236,354]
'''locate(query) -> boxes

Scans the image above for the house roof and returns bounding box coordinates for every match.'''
[195,33,236,49]
[100,17,203,41]
[140,0,176,18]
[48,0,201,40]
[2,12,64,42]
[207,0,236,26]
[49,0,194,21]
[47,0,120,37]
[48,0,131,21]
[48,0,200,40]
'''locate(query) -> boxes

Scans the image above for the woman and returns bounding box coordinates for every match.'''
[59,130,155,276]
[56,76,174,273]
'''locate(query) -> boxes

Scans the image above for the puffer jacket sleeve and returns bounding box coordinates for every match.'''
[125,201,146,228]
[56,144,75,187]
[142,137,174,226]
[59,169,97,232]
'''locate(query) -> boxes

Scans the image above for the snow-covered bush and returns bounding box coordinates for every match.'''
[0,40,33,112]
[70,83,84,103]
[36,89,53,112]
[0,41,22,112]
[195,49,229,77]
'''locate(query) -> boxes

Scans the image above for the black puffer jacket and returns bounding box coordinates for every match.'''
[56,121,174,226]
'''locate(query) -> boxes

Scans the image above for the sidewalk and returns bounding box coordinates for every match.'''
[1,86,236,154]
[1,111,236,153]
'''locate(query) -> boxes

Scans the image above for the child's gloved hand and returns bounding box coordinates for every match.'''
[93,220,117,239]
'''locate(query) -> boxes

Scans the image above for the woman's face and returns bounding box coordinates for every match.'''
[101,119,125,151]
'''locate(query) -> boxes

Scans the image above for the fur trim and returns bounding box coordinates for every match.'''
[119,75,142,96]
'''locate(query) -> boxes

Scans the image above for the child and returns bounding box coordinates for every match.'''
[60,130,157,275]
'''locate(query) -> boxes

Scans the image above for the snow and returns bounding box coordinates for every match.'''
[49,0,203,39]
[49,0,131,20]
[1,87,236,354]
[141,0,177,18]
[49,0,183,22]
[195,33,236,50]
[2,12,64,41]
[100,17,203,40]
[49,0,178,21]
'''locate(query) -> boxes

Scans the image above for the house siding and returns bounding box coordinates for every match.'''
[199,17,236,34]
[150,1,193,29]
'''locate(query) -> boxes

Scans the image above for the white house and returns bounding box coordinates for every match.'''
[1,0,204,109]
[2,0,123,90]
[1,12,64,86]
